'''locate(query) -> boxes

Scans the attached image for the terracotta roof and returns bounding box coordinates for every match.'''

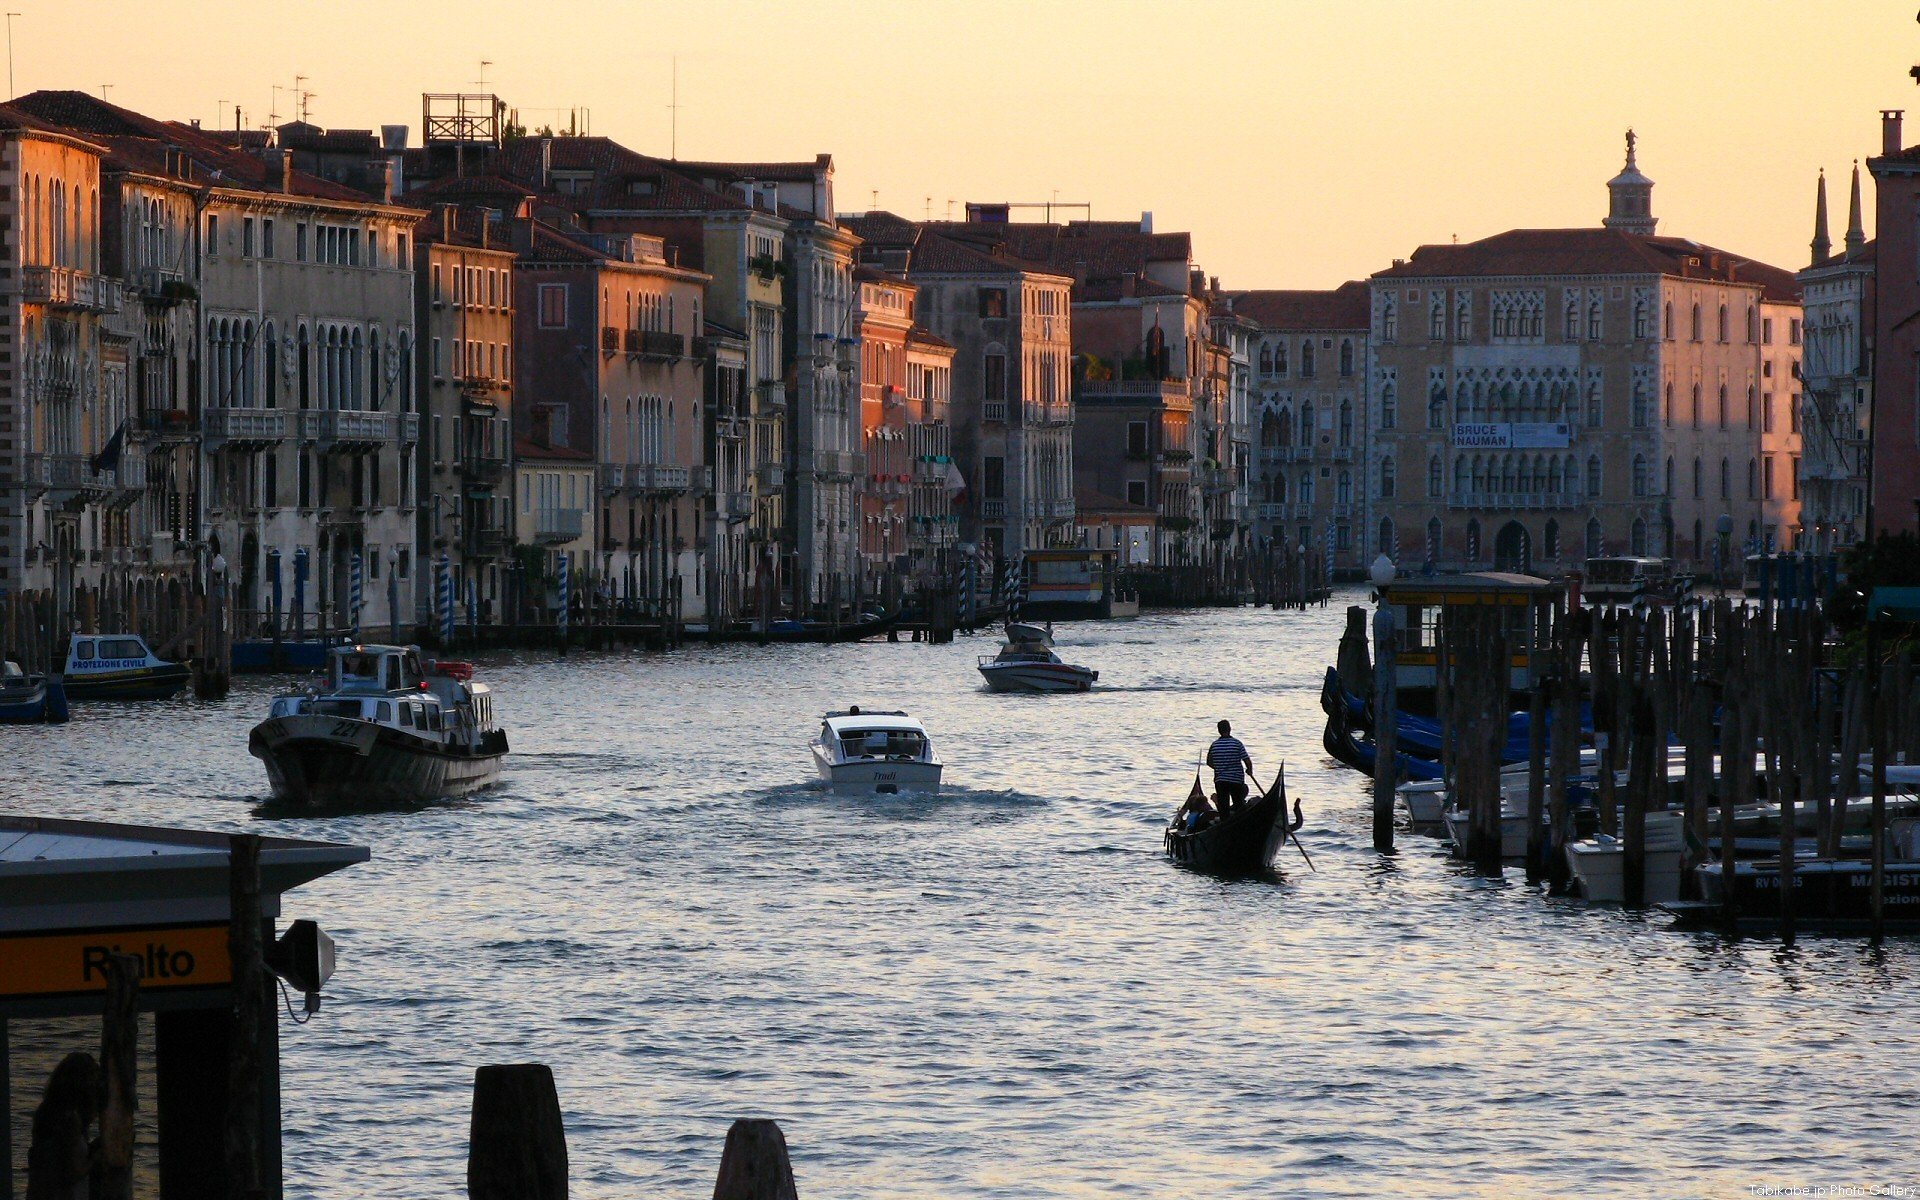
[853,263,910,285]
[1230,281,1371,331]
[1078,275,1190,302]
[513,435,592,462]
[484,137,753,215]
[1074,484,1158,520]
[671,154,830,184]
[926,221,1194,282]
[406,202,512,252]
[405,173,537,204]
[1372,227,1801,303]
[906,325,955,351]
[9,90,378,204]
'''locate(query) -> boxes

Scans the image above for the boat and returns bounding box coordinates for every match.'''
[0,659,65,723]
[1564,810,1687,903]
[809,709,942,794]
[1583,556,1683,605]
[977,622,1098,693]
[1164,766,1301,876]
[1320,670,1444,782]
[248,645,508,804]
[762,610,897,644]
[1687,852,1920,932]
[59,633,190,701]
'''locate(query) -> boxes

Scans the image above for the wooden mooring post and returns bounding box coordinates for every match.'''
[468,1063,569,1200]
[713,1118,800,1200]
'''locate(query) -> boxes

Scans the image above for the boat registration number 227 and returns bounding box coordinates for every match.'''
[255,716,381,754]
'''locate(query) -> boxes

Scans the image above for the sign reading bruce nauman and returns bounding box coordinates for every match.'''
[1450,422,1571,449]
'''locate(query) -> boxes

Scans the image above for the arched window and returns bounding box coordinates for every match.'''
[1692,457,1703,499]
[240,319,255,406]
[1300,400,1313,445]
[1381,381,1397,430]
[398,333,413,412]
[1717,304,1729,342]
[1632,517,1649,556]
[1378,516,1395,555]
[1747,385,1758,428]
[1746,307,1758,342]
[298,326,311,408]
[263,322,278,407]
[1690,383,1701,428]
[1258,345,1272,374]
[1276,407,1292,447]
[1336,469,1352,506]
[1261,409,1280,448]
[1690,303,1702,341]
[368,328,383,411]
[1270,475,1287,503]
[1664,456,1673,497]
[1586,454,1602,498]
[1339,339,1354,377]
[1719,457,1731,500]
[1273,341,1287,375]
[1717,383,1728,429]
[1428,384,1445,429]
[1588,300,1602,341]
[1564,295,1580,340]
[1747,457,1757,499]
[1632,382,1652,429]
[1633,453,1650,497]
[1426,518,1442,564]
[1379,297,1396,343]
[1380,457,1396,499]
[1429,297,1446,340]
[1298,472,1313,506]
[1428,454,1443,498]
[1337,398,1353,447]
[1300,340,1316,378]
[1664,301,1674,339]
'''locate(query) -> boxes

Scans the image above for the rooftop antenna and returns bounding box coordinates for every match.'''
[269,84,282,130]
[476,59,492,89]
[100,83,112,100]
[668,54,679,159]
[5,13,21,100]
[870,187,878,210]
[924,195,931,220]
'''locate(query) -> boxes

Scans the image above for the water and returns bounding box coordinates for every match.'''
[6,598,1918,1198]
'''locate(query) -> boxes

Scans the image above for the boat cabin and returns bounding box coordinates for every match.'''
[268,645,498,742]
[1381,572,1563,695]
[1583,556,1677,604]
[329,644,427,693]
[818,711,934,764]
[64,632,167,675]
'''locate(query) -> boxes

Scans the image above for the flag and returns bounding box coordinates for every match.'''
[89,421,126,473]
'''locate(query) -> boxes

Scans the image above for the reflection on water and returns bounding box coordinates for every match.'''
[5,596,1919,1198]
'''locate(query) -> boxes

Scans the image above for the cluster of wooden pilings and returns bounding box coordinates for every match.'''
[0,581,231,694]
[1404,592,1917,943]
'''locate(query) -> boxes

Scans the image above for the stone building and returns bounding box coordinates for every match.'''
[1226,282,1371,570]
[15,92,424,633]
[840,214,1075,562]
[411,196,518,622]
[854,266,915,591]
[1368,135,1801,575]
[1795,166,1873,553]
[1867,110,1920,538]
[902,326,958,578]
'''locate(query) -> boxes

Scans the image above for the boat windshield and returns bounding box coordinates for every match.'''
[311,698,371,719]
[840,729,926,760]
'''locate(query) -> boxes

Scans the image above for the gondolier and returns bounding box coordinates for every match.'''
[1206,720,1253,812]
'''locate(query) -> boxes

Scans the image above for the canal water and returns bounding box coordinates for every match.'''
[6,597,1918,1198]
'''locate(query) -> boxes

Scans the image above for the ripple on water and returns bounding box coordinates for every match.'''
[8,599,1920,1199]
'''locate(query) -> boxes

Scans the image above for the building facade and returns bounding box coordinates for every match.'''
[1369,138,1801,576]
[1867,110,1920,538]
[1796,166,1874,553]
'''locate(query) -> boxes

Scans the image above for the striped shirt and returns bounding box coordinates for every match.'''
[1206,736,1250,784]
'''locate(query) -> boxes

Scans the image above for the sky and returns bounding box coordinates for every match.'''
[18,0,1920,289]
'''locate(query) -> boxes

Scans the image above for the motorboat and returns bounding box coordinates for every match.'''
[0,659,64,723]
[809,709,942,794]
[1564,810,1687,903]
[1583,556,1682,605]
[249,645,508,804]
[61,633,189,701]
[977,621,1098,694]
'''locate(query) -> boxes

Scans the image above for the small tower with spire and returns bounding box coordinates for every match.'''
[1603,129,1657,235]
[1845,160,1866,257]
[1811,168,1832,265]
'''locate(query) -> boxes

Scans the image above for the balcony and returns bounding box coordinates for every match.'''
[634,463,693,493]
[812,450,864,480]
[1074,380,1190,409]
[135,409,197,442]
[755,461,786,489]
[1447,490,1585,511]
[1331,445,1355,461]
[1332,503,1354,519]
[1257,502,1290,521]
[535,507,586,543]
[22,266,116,313]
[459,453,508,486]
[133,266,192,307]
[599,463,631,494]
[753,381,788,416]
[1046,498,1076,519]
[203,407,290,447]
[630,330,685,361]
[464,527,513,558]
[717,491,752,519]
[299,409,401,448]
[982,498,1007,520]
[601,326,621,354]
[982,401,1008,423]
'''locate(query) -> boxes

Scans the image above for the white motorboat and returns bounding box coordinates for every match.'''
[976,622,1098,694]
[1564,810,1687,903]
[810,709,943,795]
[249,645,508,804]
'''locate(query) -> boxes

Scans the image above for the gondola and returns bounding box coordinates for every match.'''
[1164,765,1302,877]
[1320,669,1444,782]
[760,611,898,644]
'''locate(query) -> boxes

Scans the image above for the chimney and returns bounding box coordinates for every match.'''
[437,202,455,244]
[1139,211,1153,234]
[1883,110,1904,157]
[280,150,293,194]
[368,159,393,204]
[1071,259,1088,285]
[1121,270,1138,298]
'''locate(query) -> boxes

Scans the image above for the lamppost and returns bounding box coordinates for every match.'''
[1370,551,1398,852]
[1716,513,1734,592]
[387,545,401,644]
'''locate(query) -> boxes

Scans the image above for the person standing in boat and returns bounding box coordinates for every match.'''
[1206,720,1253,812]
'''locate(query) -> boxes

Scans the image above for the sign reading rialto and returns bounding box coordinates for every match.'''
[0,923,232,998]
[1451,422,1571,450]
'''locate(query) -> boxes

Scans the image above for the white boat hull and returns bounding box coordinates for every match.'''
[1565,812,1686,902]
[810,744,942,794]
[977,661,1097,693]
